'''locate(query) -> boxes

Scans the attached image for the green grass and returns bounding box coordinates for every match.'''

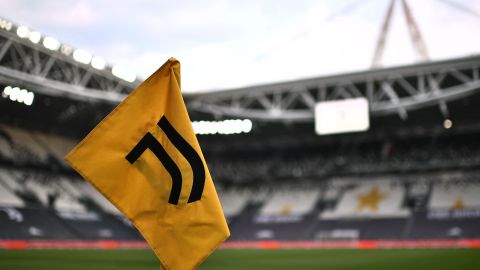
[0,249,156,270]
[0,249,479,270]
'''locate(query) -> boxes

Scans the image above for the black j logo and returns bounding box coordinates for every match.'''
[125,116,205,205]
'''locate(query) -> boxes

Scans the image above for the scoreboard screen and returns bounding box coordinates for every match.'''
[315,98,370,135]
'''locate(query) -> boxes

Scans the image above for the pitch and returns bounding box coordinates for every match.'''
[0,249,479,269]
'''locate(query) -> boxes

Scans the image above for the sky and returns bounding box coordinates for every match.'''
[2,0,480,93]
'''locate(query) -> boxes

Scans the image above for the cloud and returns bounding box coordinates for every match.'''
[51,1,100,27]
[131,51,170,79]
[1,0,99,28]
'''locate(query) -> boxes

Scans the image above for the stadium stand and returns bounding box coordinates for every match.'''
[0,124,141,240]
[24,174,86,212]
[0,207,78,240]
[2,121,480,243]
[0,126,50,165]
[429,180,480,210]
[0,179,24,207]
[74,180,122,215]
[0,129,18,162]
[0,169,25,194]
[259,184,321,218]
[321,178,409,219]
[34,133,76,168]
[218,187,251,218]
[313,178,410,240]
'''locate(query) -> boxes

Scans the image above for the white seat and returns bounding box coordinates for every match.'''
[34,133,77,167]
[321,178,409,219]
[0,169,26,192]
[1,126,50,163]
[0,181,24,207]
[218,188,250,217]
[259,186,320,216]
[75,181,121,215]
[429,181,480,210]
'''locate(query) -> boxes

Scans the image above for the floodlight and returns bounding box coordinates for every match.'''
[73,49,92,64]
[16,26,30,38]
[112,65,136,82]
[91,56,106,70]
[29,31,41,44]
[43,36,60,50]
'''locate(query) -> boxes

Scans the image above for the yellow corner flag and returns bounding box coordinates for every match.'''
[65,58,230,270]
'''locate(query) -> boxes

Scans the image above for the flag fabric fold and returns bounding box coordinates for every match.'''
[65,58,230,270]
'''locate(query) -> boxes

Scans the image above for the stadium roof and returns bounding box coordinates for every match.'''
[1,13,480,139]
[2,0,480,92]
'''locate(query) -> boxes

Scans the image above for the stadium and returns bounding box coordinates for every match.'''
[1,1,480,269]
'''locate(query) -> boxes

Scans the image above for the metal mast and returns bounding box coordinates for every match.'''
[371,0,429,68]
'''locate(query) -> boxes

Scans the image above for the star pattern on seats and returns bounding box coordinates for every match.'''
[451,197,465,210]
[355,186,388,213]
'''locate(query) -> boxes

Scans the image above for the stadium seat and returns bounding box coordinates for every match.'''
[429,181,480,210]
[259,185,321,217]
[0,180,24,207]
[1,125,50,164]
[321,178,410,219]
[218,187,251,217]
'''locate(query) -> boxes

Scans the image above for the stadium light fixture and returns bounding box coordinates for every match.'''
[24,92,34,106]
[28,31,41,44]
[60,45,73,56]
[242,119,253,133]
[191,119,253,135]
[9,87,20,101]
[2,86,11,98]
[443,119,453,129]
[315,98,370,135]
[2,86,35,106]
[17,89,28,103]
[43,36,60,51]
[0,18,13,31]
[73,49,92,65]
[112,65,136,82]
[91,56,106,70]
[16,26,30,38]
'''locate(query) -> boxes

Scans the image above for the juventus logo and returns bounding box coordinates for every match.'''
[125,116,205,205]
